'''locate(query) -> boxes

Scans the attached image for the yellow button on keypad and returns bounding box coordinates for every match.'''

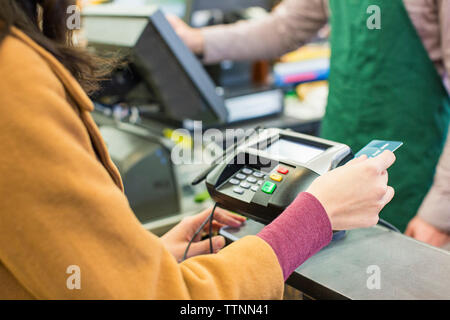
[270,173,283,182]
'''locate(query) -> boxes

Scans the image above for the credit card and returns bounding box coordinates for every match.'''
[355,140,403,158]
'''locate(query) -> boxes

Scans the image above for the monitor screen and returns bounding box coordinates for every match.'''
[264,139,325,163]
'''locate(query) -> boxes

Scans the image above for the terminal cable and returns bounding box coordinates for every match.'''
[208,203,216,255]
[182,203,218,261]
[378,218,401,233]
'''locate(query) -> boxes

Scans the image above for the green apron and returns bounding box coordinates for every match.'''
[321,0,450,231]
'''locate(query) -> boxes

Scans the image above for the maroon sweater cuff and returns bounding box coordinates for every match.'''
[257,192,333,280]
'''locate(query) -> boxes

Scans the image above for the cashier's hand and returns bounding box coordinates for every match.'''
[405,216,450,248]
[167,15,205,55]
[307,151,396,230]
[161,207,246,262]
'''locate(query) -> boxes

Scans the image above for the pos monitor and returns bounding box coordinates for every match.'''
[83,6,226,127]
[82,6,283,128]
[83,6,283,128]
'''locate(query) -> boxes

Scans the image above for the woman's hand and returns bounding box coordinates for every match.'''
[161,207,246,262]
[166,14,205,55]
[405,216,450,247]
[307,151,396,230]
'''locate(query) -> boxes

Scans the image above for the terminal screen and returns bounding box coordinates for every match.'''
[265,139,325,163]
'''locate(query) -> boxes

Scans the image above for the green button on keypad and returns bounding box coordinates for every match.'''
[261,181,277,194]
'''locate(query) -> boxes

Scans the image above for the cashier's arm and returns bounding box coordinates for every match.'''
[406,128,450,244]
[404,3,450,245]
[168,0,328,63]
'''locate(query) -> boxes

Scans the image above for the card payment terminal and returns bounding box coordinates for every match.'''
[206,128,353,224]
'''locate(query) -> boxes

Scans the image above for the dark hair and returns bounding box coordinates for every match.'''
[0,0,111,94]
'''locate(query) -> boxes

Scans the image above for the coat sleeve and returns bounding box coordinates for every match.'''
[201,0,328,63]
[0,34,284,299]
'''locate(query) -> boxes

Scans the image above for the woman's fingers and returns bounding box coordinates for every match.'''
[372,151,396,172]
[187,209,214,228]
[380,186,395,207]
[195,207,245,226]
[186,236,226,258]
[202,221,226,234]
[379,169,389,187]
[188,207,244,240]
[345,154,368,167]
[211,207,245,227]
[221,209,247,223]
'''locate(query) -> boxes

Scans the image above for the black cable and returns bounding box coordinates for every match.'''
[378,218,401,233]
[208,203,216,254]
[182,203,218,261]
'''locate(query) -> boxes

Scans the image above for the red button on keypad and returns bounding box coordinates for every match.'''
[277,167,289,175]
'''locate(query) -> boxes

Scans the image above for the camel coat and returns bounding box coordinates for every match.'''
[0,27,283,299]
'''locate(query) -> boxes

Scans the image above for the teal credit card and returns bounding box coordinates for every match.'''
[355,140,403,158]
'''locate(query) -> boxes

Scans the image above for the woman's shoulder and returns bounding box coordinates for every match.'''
[0,26,95,113]
[0,27,65,92]
[0,28,78,133]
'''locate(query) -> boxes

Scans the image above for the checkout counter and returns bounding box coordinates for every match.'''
[221,221,450,300]
[144,126,450,300]
[137,181,450,300]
